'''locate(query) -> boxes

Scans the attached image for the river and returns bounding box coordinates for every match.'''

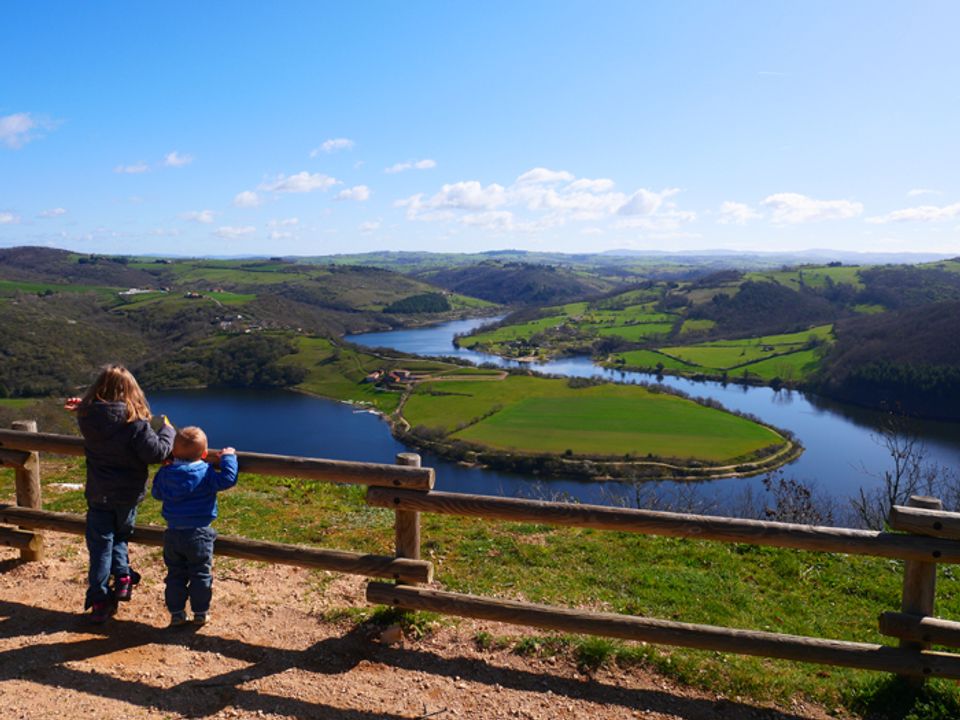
[151,317,960,513]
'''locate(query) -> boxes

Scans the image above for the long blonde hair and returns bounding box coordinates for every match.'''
[78,364,152,422]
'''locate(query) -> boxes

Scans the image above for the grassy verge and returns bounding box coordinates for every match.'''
[3,457,960,716]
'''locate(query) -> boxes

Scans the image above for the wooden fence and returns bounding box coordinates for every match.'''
[3,425,960,684]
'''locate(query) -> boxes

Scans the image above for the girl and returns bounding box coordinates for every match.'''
[66,364,175,623]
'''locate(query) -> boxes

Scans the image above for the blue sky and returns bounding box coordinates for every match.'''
[1,1,958,256]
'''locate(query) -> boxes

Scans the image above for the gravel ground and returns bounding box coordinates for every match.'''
[0,532,841,720]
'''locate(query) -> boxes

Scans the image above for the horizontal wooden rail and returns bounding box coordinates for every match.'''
[880,612,960,649]
[0,429,434,490]
[0,526,41,552]
[367,488,960,564]
[889,505,960,540]
[0,449,31,468]
[367,583,960,679]
[0,505,432,584]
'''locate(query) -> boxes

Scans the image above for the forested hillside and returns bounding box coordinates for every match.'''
[0,247,491,397]
[815,301,960,420]
[423,260,619,305]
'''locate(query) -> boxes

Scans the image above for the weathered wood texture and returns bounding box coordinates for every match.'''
[0,449,31,468]
[0,526,41,551]
[899,496,942,666]
[889,504,960,540]
[10,421,43,561]
[0,505,432,583]
[394,453,421,563]
[880,612,960,649]
[366,488,960,563]
[366,583,960,679]
[0,428,434,490]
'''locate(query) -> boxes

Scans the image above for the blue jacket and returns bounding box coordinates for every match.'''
[79,401,175,506]
[151,454,239,529]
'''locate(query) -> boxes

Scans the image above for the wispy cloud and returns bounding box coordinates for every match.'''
[867,202,960,224]
[181,210,216,224]
[268,217,299,227]
[259,171,339,193]
[907,188,942,198]
[233,191,261,208]
[0,112,55,149]
[114,162,150,174]
[762,193,863,224]
[309,138,354,157]
[718,201,761,225]
[38,208,67,218]
[335,185,371,202]
[215,225,256,239]
[163,151,193,167]
[359,220,381,232]
[0,212,21,224]
[385,158,436,174]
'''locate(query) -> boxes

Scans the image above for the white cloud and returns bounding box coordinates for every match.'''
[268,217,299,227]
[462,211,515,230]
[181,210,216,224]
[907,188,941,198]
[385,158,437,174]
[259,171,339,193]
[399,168,694,233]
[761,193,863,224]
[567,178,615,193]
[163,151,193,167]
[718,201,761,225]
[310,138,354,157]
[0,212,20,224]
[0,113,54,149]
[359,220,381,232]
[38,208,67,218]
[867,202,960,224]
[618,188,679,216]
[114,162,150,174]
[269,230,294,240]
[335,185,371,201]
[215,226,256,239]
[515,167,574,185]
[581,227,604,236]
[233,191,261,207]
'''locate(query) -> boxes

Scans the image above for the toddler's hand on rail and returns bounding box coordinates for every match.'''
[219,447,236,457]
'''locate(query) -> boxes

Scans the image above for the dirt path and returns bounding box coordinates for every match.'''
[0,533,840,720]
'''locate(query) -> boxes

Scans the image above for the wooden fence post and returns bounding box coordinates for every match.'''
[899,494,942,685]
[394,453,422,572]
[11,421,43,562]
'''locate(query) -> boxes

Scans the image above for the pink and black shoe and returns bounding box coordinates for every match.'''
[89,600,116,624]
[112,569,141,602]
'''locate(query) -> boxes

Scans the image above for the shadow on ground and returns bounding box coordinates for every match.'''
[0,599,817,719]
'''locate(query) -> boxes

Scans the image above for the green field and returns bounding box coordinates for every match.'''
[595,322,674,342]
[659,325,832,372]
[612,349,697,371]
[747,265,865,290]
[405,375,783,462]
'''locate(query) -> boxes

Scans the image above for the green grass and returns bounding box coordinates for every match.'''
[659,326,832,372]
[595,322,674,342]
[405,375,783,462]
[0,279,120,300]
[611,349,697,371]
[748,265,865,290]
[679,318,716,335]
[5,456,958,714]
[0,398,38,409]
[457,315,569,347]
[735,349,822,382]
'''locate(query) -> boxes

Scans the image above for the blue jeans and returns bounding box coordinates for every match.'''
[163,526,217,615]
[85,502,138,607]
